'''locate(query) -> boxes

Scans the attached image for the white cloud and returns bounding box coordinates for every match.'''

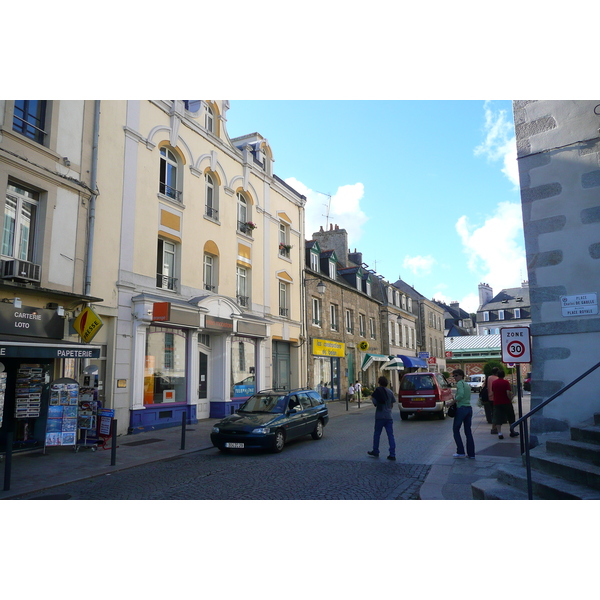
[456,201,527,308]
[285,177,369,242]
[403,254,436,276]
[474,101,519,187]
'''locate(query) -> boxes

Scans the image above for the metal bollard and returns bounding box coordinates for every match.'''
[3,430,13,491]
[110,419,117,466]
[345,392,349,411]
[180,411,186,450]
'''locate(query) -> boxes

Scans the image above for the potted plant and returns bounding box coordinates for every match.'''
[245,221,257,230]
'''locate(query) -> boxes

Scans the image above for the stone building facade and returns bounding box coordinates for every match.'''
[513,100,600,433]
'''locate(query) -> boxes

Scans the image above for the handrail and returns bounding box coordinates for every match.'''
[510,359,600,499]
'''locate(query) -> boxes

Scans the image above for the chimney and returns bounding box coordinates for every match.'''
[478,282,493,309]
[312,225,349,267]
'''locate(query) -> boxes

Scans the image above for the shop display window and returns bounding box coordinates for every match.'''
[144,326,187,404]
[231,336,256,398]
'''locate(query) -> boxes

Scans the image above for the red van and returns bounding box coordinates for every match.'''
[398,372,454,420]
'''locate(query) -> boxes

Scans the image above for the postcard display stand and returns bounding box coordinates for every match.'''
[15,366,45,446]
[77,387,101,451]
[45,377,80,450]
[0,371,6,427]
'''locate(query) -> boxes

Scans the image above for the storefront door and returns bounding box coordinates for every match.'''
[272,341,290,391]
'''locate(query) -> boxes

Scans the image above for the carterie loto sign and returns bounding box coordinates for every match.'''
[73,306,104,343]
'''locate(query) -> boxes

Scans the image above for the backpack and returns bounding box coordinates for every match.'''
[479,384,489,402]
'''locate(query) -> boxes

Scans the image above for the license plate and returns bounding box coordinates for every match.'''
[225,442,244,448]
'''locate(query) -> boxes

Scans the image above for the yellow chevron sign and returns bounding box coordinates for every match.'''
[73,307,103,343]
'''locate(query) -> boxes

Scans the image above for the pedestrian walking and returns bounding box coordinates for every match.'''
[448,369,475,459]
[348,383,356,402]
[486,367,500,434]
[354,380,362,401]
[367,375,396,460]
[491,369,519,440]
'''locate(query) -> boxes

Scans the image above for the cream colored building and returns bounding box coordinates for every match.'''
[90,101,306,434]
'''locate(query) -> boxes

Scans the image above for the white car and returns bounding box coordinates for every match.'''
[465,374,485,393]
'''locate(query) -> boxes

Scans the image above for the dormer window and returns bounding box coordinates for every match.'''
[205,105,214,133]
[328,261,336,279]
[310,251,319,272]
[499,309,505,320]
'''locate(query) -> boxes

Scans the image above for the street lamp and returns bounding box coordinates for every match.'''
[305,278,326,295]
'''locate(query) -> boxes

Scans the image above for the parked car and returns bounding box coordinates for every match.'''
[398,372,453,420]
[465,374,485,393]
[523,372,531,392]
[210,388,329,453]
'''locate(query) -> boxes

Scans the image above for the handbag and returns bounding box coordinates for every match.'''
[447,403,457,418]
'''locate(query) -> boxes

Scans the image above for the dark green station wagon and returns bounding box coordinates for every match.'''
[211,389,329,453]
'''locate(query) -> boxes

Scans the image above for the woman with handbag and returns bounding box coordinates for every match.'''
[448,369,475,459]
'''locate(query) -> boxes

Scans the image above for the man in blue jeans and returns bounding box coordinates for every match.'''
[449,369,475,459]
[368,375,396,461]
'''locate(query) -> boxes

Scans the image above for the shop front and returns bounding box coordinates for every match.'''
[0,334,101,453]
[311,338,344,400]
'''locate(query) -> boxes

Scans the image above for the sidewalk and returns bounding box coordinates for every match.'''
[0,396,528,500]
[418,397,529,500]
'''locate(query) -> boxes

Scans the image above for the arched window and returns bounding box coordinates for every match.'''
[159,147,181,201]
[205,173,219,220]
[237,192,254,236]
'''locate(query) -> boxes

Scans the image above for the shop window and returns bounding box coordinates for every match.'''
[159,147,182,202]
[205,172,219,220]
[144,326,187,404]
[231,336,256,397]
[13,100,48,144]
[2,183,39,263]
[156,238,178,291]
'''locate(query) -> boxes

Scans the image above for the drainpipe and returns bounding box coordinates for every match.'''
[85,100,101,297]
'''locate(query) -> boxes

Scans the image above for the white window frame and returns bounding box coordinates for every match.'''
[205,104,214,133]
[369,317,376,339]
[205,172,218,220]
[359,314,366,337]
[328,260,336,279]
[499,309,505,320]
[312,297,321,326]
[310,251,319,272]
[236,266,249,307]
[515,308,521,319]
[330,304,338,331]
[483,311,490,322]
[159,147,182,201]
[345,309,353,334]
[2,183,39,262]
[203,253,217,292]
[157,238,178,291]
[279,281,289,317]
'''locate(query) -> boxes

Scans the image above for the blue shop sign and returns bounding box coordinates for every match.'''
[233,384,256,398]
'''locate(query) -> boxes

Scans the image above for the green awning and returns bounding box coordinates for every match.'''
[361,353,389,371]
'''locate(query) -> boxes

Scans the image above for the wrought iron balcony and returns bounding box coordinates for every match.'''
[157,273,177,291]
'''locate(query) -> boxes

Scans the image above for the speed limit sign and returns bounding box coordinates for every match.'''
[500,327,531,363]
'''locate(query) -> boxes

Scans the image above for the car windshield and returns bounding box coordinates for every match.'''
[239,394,286,414]
[467,376,480,382]
[401,375,435,390]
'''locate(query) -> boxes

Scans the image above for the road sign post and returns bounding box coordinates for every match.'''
[501,326,531,454]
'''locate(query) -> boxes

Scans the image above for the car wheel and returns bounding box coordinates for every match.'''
[311,419,324,440]
[400,412,409,421]
[271,430,285,453]
[438,406,446,420]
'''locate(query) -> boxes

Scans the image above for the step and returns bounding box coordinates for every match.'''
[496,463,600,499]
[547,438,600,467]
[527,446,600,492]
[570,424,600,446]
[471,477,530,500]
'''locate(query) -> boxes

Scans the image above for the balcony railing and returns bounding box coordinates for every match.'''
[279,307,289,318]
[156,273,177,291]
[312,319,321,326]
[237,295,249,307]
[237,221,255,237]
[159,183,182,202]
[205,205,219,220]
[204,284,216,292]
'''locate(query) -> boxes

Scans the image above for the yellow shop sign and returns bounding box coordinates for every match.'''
[312,338,345,357]
[73,307,104,343]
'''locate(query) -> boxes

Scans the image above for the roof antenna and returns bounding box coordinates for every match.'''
[316,191,332,230]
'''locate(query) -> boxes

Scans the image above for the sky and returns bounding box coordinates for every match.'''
[226,100,524,314]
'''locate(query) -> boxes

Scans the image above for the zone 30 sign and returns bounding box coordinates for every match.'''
[500,327,531,364]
